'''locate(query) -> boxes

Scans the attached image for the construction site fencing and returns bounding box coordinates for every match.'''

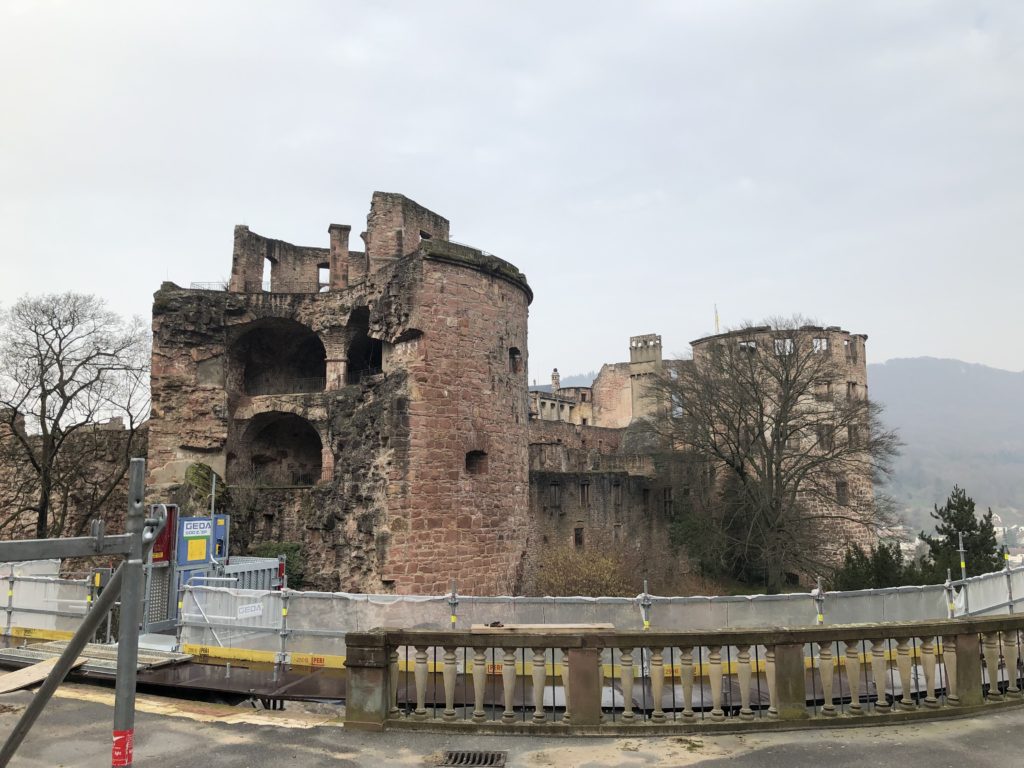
[174,568,1024,668]
[11,561,1024,663]
[3,561,92,638]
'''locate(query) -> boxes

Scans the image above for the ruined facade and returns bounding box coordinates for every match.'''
[526,325,878,587]
[147,191,877,595]
[148,192,531,594]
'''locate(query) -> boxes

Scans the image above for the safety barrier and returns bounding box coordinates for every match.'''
[3,561,92,641]
[345,615,1024,732]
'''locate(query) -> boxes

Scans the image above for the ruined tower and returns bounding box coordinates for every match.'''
[147,192,532,594]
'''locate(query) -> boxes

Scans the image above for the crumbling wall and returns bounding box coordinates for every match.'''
[590,362,633,428]
[363,191,451,273]
[149,200,532,595]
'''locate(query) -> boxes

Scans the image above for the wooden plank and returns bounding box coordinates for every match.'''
[0,656,87,695]
[470,623,614,634]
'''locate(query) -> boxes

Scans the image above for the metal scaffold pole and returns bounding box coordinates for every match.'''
[0,458,164,768]
[111,458,146,767]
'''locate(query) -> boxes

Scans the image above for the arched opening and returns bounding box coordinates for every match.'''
[318,262,330,293]
[230,319,326,395]
[508,347,522,374]
[243,412,323,486]
[346,307,383,384]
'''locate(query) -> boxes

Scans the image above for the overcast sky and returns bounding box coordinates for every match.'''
[2,1,1022,381]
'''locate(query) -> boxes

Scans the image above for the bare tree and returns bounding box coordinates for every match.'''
[639,318,901,593]
[0,293,149,538]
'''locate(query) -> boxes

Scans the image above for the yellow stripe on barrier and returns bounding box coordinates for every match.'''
[180,644,280,665]
[7,626,76,642]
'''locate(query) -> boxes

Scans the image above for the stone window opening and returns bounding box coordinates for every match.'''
[573,526,584,549]
[774,337,795,356]
[465,450,488,475]
[663,487,674,515]
[231,319,326,396]
[346,308,384,384]
[835,478,850,506]
[549,482,561,507]
[419,229,432,240]
[581,417,588,426]
[580,391,588,402]
[580,480,590,507]
[738,340,756,353]
[814,380,832,401]
[261,256,273,292]
[816,425,834,453]
[238,412,323,487]
[642,487,651,510]
[318,263,330,292]
[847,381,858,399]
[813,337,829,353]
[508,347,522,374]
[612,481,623,507]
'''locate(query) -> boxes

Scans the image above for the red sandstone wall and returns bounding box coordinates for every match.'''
[382,250,530,595]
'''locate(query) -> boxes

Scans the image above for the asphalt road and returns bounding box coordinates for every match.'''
[2,684,1023,767]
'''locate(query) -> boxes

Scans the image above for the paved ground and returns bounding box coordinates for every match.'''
[2,684,1023,767]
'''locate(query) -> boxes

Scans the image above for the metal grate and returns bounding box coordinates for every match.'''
[439,751,507,767]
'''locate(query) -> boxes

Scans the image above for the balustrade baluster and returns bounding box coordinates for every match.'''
[737,644,753,720]
[413,645,429,720]
[680,646,695,720]
[708,644,724,721]
[870,639,891,712]
[531,648,547,724]
[1004,632,1020,697]
[765,646,778,719]
[442,646,458,722]
[920,637,938,707]
[389,649,400,717]
[472,647,487,722]
[942,635,959,705]
[560,647,571,723]
[818,642,835,716]
[619,647,636,723]
[650,647,666,723]
[896,638,914,709]
[983,632,1003,700]
[501,648,517,724]
[844,640,862,714]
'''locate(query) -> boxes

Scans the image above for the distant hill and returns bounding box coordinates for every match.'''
[868,357,1024,528]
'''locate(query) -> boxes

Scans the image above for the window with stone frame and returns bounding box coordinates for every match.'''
[813,337,829,353]
[549,482,561,506]
[663,486,674,515]
[579,480,590,507]
[573,526,584,548]
[816,425,834,453]
[835,478,850,505]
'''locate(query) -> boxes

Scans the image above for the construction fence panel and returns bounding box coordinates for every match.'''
[7,576,90,634]
[179,587,284,654]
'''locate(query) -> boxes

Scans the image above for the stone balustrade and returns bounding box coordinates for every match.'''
[344,615,1024,732]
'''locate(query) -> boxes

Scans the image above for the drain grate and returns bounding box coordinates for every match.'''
[439,750,508,767]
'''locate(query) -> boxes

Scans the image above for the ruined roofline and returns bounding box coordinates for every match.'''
[420,239,533,305]
[690,324,869,347]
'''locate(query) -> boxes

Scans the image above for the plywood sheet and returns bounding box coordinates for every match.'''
[0,656,86,694]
